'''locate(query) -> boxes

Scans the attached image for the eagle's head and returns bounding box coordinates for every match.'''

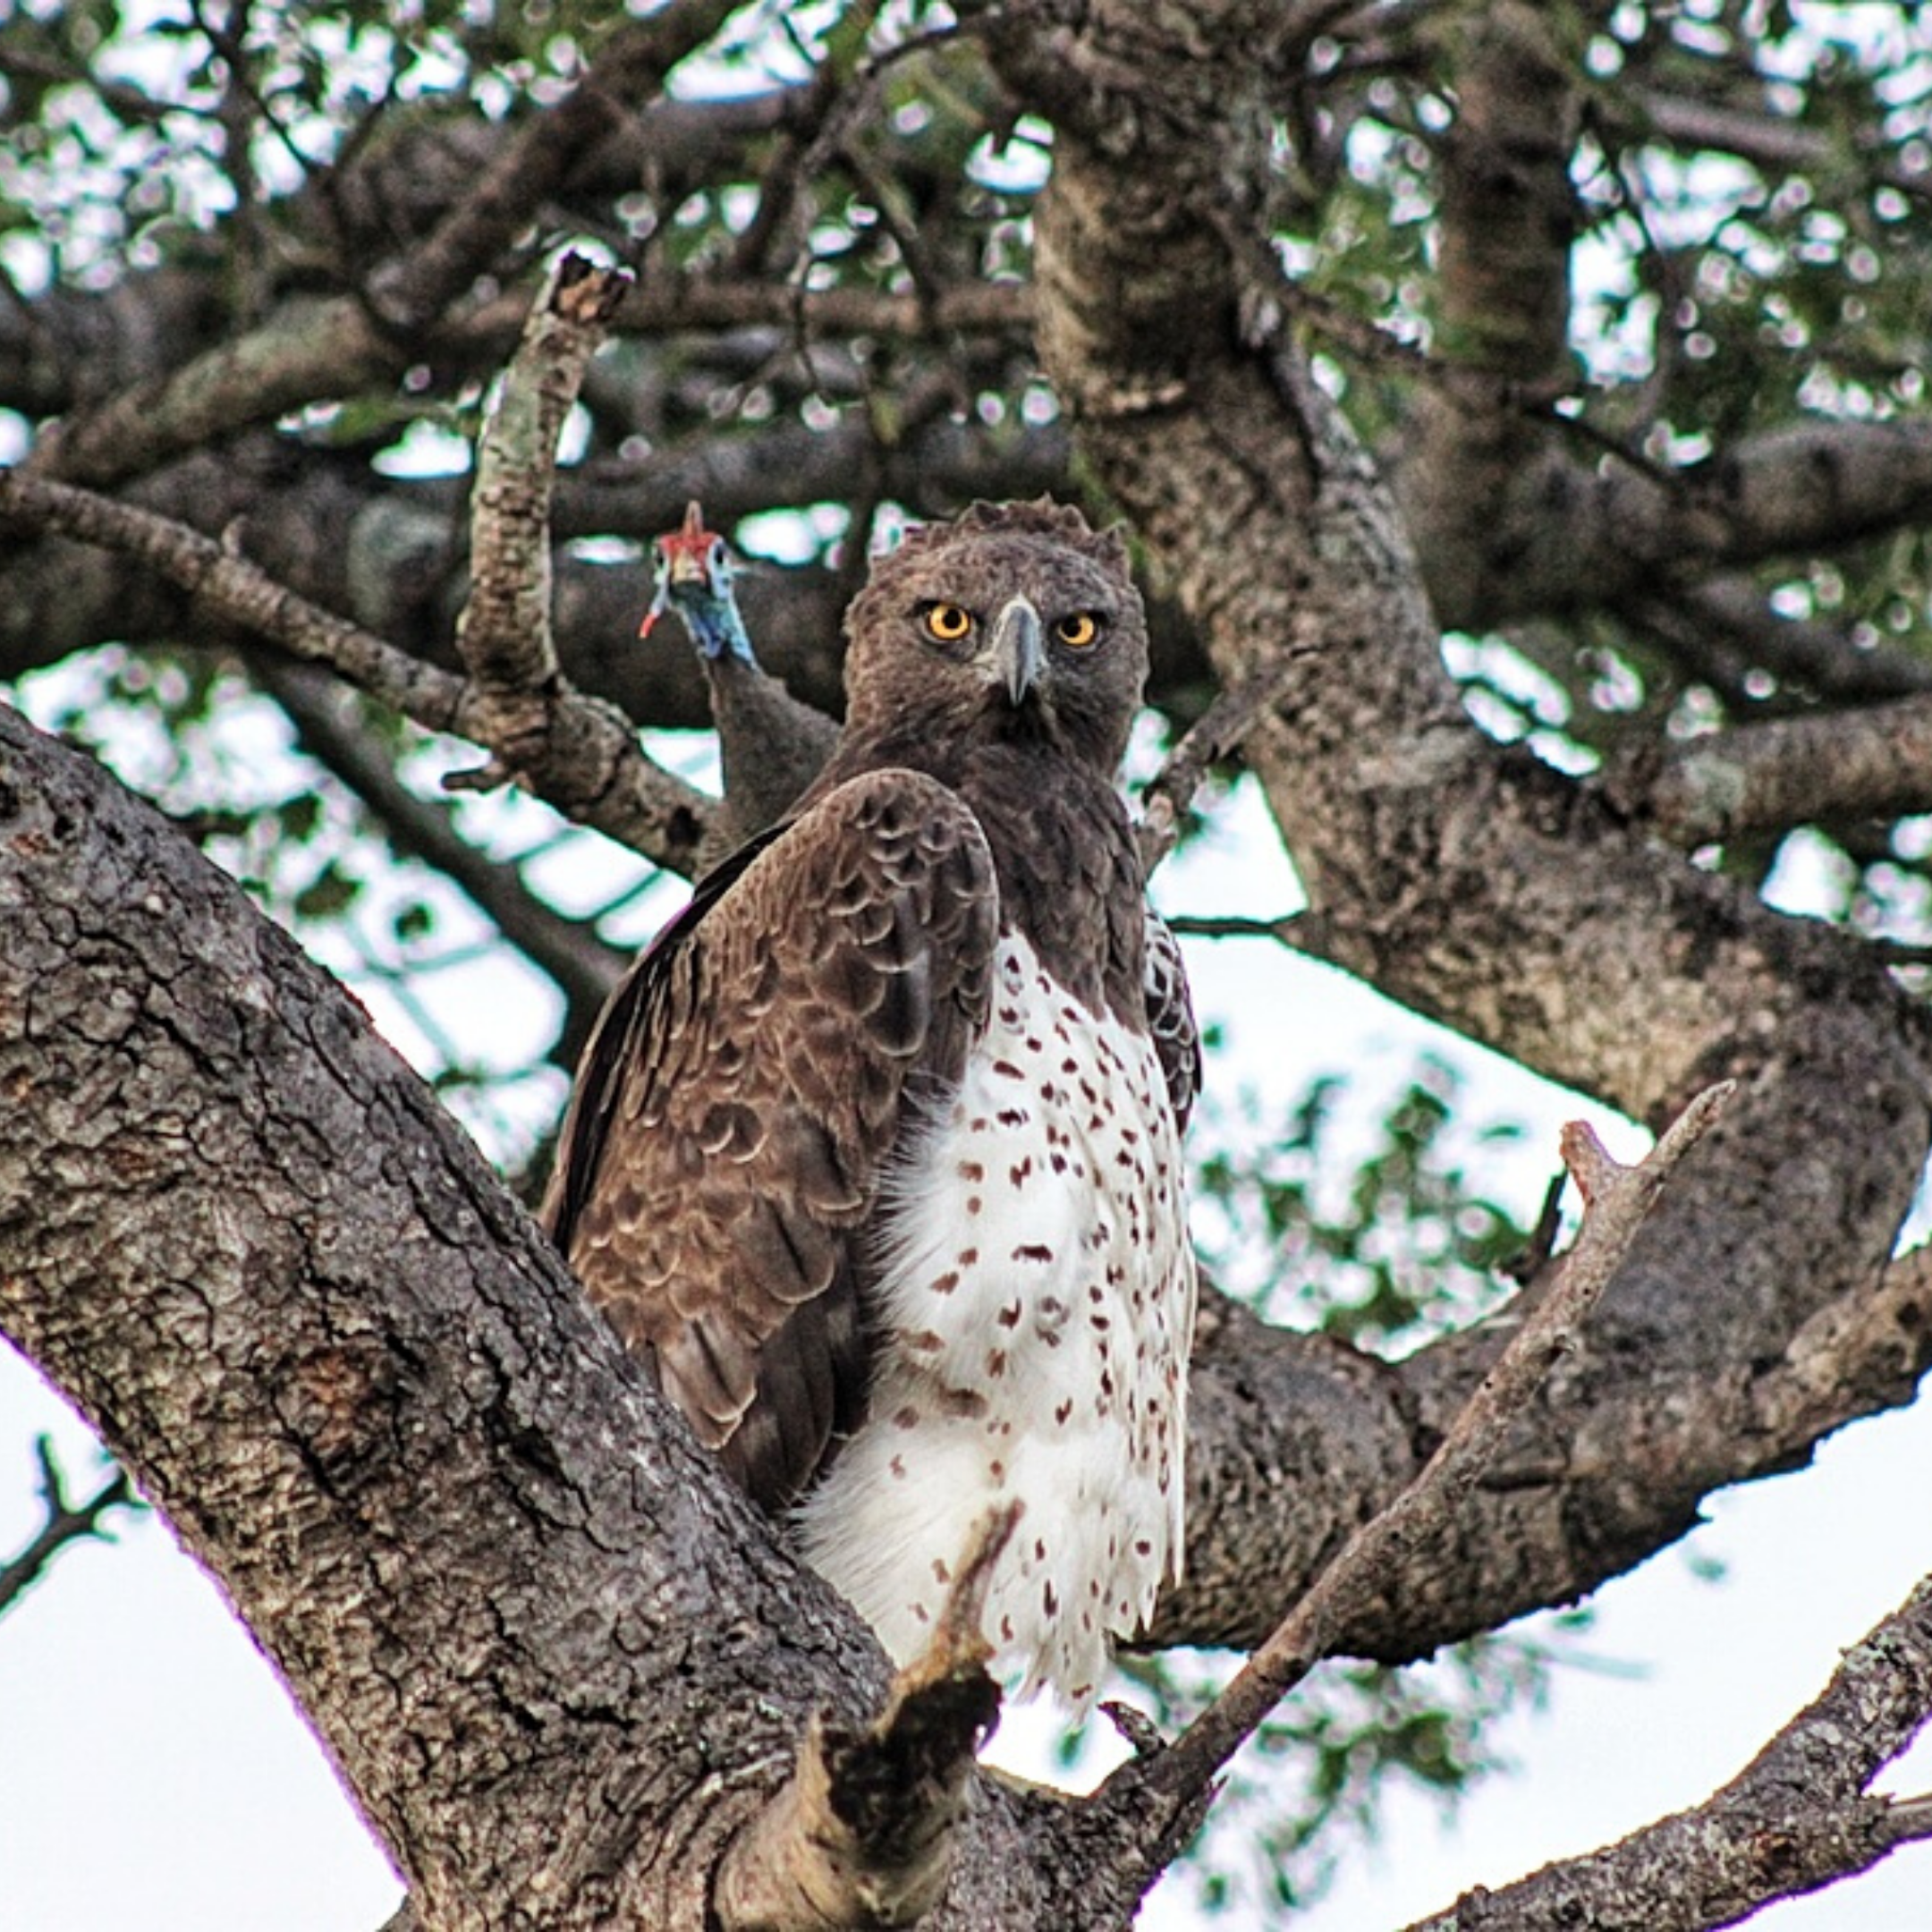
[841,498,1148,775]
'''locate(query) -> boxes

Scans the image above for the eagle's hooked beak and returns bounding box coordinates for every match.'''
[991,595,1045,706]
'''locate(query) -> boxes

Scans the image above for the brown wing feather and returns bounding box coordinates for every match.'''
[1143,909,1200,1133]
[541,767,998,1510]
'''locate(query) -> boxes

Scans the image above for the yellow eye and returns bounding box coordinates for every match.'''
[1055,612,1101,648]
[923,603,974,642]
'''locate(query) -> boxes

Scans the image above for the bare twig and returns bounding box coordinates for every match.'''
[1160,912,1301,945]
[1136,648,1320,873]
[1405,1571,1932,1930]
[723,57,842,281]
[1503,1169,1569,1286]
[0,1436,144,1619]
[713,1504,1020,1932]
[1097,1084,1733,1847]
[189,0,326,187]
[0,470,716,875]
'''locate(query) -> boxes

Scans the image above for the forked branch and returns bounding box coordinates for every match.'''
[0,471,716,874]
[1136,647,1320,875]
[0,1436,144,1620]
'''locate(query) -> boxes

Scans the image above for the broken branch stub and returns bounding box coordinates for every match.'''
[713,1504,1020,1932]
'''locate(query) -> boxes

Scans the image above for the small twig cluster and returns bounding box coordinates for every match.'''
[0,1436,144,1621]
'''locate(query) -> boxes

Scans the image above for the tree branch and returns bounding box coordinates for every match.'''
[0,705,1088,1928]
[1885,1793,1932,1849]
[1152,1224,1932,1664]
[1631,575,1932,709]
[0,417,1073,713]
[1416,417,1932,635]
[21,292,405,491]
[0,1436,143,1620]
[1627,85,1932,207]
[446,252,631,792]
[714,1507,1017,1932]
[1159,911,1301,944]
[1623,691,1932,848]
[1099,1089,1731,1855]
[1405,1572,1932,1930]
[16,5,738,491]
[364,0,741,335]
[461,277,1036,352]
[254,657,625,1062]
[0,470,716,874]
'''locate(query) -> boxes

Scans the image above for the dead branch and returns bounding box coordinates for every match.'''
[446,251,631,791]
[713,1505,1019,1932]
[1091,1084,1733,1863]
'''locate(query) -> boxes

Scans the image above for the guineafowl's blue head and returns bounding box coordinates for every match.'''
[640,501,755,664]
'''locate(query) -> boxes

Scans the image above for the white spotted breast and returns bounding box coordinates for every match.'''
[793,932,1196,1707]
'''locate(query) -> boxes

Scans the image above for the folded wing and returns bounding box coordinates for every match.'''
[542,768,999,1509]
